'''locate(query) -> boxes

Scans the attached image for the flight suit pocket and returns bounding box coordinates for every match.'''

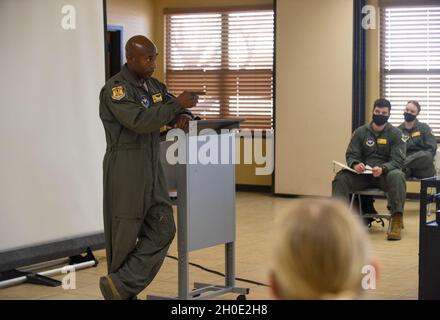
[149,208,176,248]
[376,142,390,157]
[412,135,424,150]
[109,151,148,220]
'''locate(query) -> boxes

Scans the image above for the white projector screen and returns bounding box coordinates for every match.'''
[0,0,106,263]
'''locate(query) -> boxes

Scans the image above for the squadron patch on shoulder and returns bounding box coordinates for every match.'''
[111,86,125,101]
[366,137,375,147]
[402,134,410,142]
[152,93,163,104]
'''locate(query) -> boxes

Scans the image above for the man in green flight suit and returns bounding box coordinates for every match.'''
[399,100,437,179]
[332,99,406,241]
[98,35,201,299]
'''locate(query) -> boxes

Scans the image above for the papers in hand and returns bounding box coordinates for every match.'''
[333,160,373,174]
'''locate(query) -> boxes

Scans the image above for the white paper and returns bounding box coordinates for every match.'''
[333,161,373,175]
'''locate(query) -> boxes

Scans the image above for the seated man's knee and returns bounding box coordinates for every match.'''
[421,152,434,161]
[411,153,434,167]
[333,171,351,184]
[332,171,357,200]
[386,169,406,184]
[332,172,349,191]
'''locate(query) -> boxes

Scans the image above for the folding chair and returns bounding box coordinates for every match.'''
[349,188,391,229]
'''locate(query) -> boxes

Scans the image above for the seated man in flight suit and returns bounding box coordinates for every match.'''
[399,100,437,179]
[360,100,438,219]
[332,99,406,241]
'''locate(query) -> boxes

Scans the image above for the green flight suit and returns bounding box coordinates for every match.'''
[99,64,185,299]
[398,120,437,179]
[332,123,407,215]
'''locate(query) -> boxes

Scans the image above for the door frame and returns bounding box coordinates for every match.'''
[107,24,124,68]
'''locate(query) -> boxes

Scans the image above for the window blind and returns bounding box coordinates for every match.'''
[165,9,274,129]
[381,6,440,136]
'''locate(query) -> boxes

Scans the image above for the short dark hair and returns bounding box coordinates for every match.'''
[374,98,392,111]
[407,100,421,114]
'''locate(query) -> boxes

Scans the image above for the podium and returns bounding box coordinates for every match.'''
[151,119,249,300]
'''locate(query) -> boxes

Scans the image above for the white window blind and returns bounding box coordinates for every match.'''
[165,8,274,129]
[381,6,440,136]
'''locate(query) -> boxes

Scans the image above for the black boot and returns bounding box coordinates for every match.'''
[359,196,378,227]
[360,196,378,214]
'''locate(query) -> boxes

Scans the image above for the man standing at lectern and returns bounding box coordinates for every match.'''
[99,35,200,300]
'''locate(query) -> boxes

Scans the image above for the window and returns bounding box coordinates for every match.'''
[381,6,440,136]
[165,8,274,129]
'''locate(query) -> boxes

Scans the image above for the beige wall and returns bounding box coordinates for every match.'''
[275,0,353,196]
[106,0,155,62]
[235,136,273,186]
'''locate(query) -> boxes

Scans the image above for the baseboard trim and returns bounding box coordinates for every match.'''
[272,193,421,201]
[236,184,272,193]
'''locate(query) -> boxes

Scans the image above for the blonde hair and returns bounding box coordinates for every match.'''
[271,198,371,300]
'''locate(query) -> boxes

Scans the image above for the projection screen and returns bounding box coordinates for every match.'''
[0,0,107,271]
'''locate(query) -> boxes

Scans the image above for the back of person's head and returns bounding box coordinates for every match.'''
[270,198,373,300]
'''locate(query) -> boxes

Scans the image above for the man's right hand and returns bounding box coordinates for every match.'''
[176,91,204,109]
[353,163,366,173]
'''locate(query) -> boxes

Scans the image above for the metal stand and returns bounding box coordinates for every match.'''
[150,120,249,300]
[0,248,98,289]
[0,269,62,287]
[69,247,98,266]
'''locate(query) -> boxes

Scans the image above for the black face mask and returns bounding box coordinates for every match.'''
[372,114,389,126]
[404,112,417,122]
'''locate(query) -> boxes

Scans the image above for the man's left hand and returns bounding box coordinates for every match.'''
[372,166,383,178]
